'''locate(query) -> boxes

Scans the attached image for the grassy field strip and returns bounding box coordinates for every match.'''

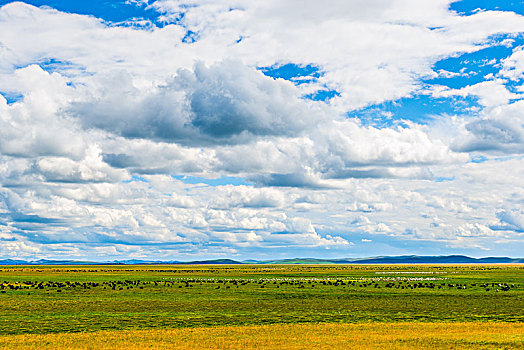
[0,265,523,334]
[0,322,523,349]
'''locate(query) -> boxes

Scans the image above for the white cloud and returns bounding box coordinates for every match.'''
[34,145,127,183]
[452,100,524,153]
[500,45,524,81]
[496,209,524,232]
[432,79,520,108]
[0,65,87,158]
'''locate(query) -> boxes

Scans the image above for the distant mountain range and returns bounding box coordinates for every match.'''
[0,255,523,265]
[249,255,524,264]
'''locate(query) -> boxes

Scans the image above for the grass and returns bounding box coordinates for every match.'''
[0,322,523,349]
[0,264,522,348]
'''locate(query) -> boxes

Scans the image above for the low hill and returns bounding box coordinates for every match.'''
[1,255,523,265]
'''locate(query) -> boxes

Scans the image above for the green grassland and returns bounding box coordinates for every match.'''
[0,264,523,335]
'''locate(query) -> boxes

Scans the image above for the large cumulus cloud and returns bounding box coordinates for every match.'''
[71,60,322,145]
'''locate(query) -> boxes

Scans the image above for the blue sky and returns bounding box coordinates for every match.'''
[0,0,524,261]
[4,0,160,24]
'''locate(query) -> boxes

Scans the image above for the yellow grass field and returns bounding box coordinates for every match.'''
[0,322,523,350]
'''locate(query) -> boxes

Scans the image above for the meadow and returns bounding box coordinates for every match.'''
[0,264,523,348]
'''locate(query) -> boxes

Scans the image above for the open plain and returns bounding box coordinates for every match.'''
[0,264,523,348]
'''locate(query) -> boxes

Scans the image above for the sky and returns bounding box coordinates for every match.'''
[0,1,524,261]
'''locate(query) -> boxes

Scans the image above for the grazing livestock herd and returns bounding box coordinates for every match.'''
[0,277,518,294]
